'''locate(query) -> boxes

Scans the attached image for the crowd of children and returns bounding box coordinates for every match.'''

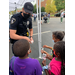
[9,31,65,75]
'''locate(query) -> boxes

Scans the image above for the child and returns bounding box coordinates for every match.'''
[41,31,65,60]
[42,41,65,75]
[60,10,64,23]
[43,15,48,23]
[47,13,50,24]
[9,39,42,75]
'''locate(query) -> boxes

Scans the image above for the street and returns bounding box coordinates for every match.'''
[9,17,65,75]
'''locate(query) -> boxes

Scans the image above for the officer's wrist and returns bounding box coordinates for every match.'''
[30,36,33,38]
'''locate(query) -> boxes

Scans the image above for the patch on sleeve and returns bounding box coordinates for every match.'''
[11,18,16,24]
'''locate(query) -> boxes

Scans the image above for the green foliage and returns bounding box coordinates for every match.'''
[41,7,45,12]
[45,0,57,13]
[33,5,45,13]
[33,4,37,13]
[54,0,65,11]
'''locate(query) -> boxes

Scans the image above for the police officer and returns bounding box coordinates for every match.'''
[9,2,34,45]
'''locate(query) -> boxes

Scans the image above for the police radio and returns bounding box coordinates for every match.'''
[27,29,29,37]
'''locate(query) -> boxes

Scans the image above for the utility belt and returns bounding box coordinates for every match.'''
[22,31,29,37]
[10,30,29,44]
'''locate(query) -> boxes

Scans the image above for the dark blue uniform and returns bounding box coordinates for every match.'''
[9,12,32,44]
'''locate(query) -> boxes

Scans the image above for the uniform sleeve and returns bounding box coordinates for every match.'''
[9,16,18,30]
[29,17,32,29]
[35,59,43,75]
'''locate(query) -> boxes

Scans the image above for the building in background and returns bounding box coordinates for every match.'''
[38,0,47,7]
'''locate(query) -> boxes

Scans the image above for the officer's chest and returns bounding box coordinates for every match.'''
[18,19,30,30]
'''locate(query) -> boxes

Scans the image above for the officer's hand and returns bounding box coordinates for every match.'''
[30,37,34,44]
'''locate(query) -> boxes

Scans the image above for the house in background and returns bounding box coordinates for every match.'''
[38,0,47,7]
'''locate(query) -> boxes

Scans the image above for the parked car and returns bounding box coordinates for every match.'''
[54,12,61,17]
[41,12,47,17]
[54,11,65,18]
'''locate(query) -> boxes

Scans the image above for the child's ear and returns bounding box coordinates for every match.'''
[28,50,31,54]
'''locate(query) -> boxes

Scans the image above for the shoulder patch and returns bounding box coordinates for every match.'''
[11,18,16,24]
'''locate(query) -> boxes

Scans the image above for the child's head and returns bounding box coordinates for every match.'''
[54,41,65,75]
[13,39,30,58]
[52,31,65,43]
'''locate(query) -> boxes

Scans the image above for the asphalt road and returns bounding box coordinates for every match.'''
[9,17,65,75]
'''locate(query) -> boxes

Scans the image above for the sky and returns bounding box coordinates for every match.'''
[31,0,36,5]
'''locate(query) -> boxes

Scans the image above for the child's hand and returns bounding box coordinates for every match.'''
[42,60,46,66]
[43,45,48,48]
[45,54,53,60]
[41,50,44,54]
[45,55,50,59]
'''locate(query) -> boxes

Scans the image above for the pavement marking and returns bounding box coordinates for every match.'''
[33,31,51,36]
[33,26,37,28]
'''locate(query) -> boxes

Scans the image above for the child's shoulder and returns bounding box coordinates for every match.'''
[51,57,62,65]
[29,57,39,61]
[29,58,40,63]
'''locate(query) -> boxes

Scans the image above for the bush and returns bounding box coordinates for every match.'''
[41,7,45,12]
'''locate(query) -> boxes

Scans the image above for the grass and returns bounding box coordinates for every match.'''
[50,14,54,17]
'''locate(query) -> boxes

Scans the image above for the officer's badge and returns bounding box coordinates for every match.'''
[27,21,29,25]
[11,18,16,24]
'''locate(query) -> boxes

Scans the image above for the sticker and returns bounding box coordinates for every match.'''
[11,18,16,24]
[27,21,29,25]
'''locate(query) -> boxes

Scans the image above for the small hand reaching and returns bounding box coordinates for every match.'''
[43,45,48,48]
[42,60,46,66]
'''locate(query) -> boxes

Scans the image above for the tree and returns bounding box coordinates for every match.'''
[45,0,57,13]
[41,7,45,12]
[54,0,65,11]
[33,4,37,13]
[33,4,45,13]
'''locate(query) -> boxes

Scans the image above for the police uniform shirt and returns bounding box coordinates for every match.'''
[9,12,32,44]
[10,12,32,35]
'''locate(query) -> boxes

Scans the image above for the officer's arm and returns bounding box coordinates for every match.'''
[29,18,33,37]
[29,29,33,37]
[10,29,30,42]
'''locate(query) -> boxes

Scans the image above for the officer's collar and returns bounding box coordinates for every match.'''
[20,12,24,19]
[20,12,30,20]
